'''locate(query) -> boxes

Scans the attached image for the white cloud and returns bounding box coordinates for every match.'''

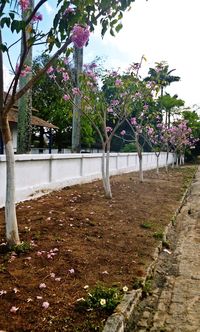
[85,0,200,107]
[44,3,54,14]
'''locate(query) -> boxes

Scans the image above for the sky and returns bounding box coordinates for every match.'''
[3,0,200,108]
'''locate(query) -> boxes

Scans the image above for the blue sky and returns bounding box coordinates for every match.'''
[3,0,200,108]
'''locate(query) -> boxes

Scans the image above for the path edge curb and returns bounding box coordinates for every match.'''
[102,166,197,332]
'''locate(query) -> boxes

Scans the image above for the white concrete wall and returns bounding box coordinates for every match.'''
[0,152,174,207]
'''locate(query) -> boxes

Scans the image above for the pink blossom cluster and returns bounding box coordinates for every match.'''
[71,24,90,48]
[106,127,113,133]
[63,94,70,101]
[120,130,126,136]
[115,79,123,87]
[16,64,31,77]
[19,0,30,11]
[111,99,119,106]
[64,5,76,15]
[47,65,70,83]
[130,117,137,126]
[32,12,43,22]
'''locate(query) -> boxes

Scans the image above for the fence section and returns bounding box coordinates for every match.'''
[0,152,174,207]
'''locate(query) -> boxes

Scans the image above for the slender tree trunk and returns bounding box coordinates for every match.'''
[0,28,20,245]
[17,1,33,154]
[101,141,112,198]
[2,116,20,245]
[138,153,143,182]
[135,133,143,182]
[165,146,169,172]
[156,153,160,175]
[171,152,175,168]
[101,142,106,192]
[72,46,83,153]
[105,141,112,199]
[176,154,179,167]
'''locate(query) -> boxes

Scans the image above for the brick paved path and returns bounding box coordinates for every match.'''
[130,167,200,332]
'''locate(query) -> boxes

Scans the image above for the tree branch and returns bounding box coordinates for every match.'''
[4,37,72,115]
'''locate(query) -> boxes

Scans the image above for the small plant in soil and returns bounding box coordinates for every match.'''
[162,240,170,249]
[132,277,143,290]
[75,283,122,314]
[153,232,164,240]
[140,221,152,229]
[0,263,6,273]
[11,241,32,254]
[142,278,153,297]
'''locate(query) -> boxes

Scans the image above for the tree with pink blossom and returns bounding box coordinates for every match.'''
[48,60,149,197]
[1,0,140,245]
[168,120,194,167]
[146,119,170,175]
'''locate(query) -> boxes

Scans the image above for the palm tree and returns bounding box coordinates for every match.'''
[145,61,180,123]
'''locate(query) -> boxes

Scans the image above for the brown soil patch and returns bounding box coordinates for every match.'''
[0,166,196,332]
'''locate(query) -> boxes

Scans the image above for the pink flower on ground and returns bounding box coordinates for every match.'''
[10,306,19,313]
[55,277,61,282]
[50,273,56,278]
[69,268,75,274]
[13,287,19,293]
[120,130,126,136]
[42,301,49,309]
[71,24,90,48]
[63,94,70,101]
[39,283,46,289]
[0,290,7,296]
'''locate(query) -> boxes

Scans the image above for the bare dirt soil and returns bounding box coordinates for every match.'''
[0,166,196,332]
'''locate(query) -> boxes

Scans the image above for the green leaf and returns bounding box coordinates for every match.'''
[0,17,11,28]
[115,23,123,33]
[110,28,115,36]
[0,43,8,52]
[11,20,26,33]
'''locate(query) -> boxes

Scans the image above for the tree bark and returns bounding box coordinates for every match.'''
[105,141,112,199]
[165,146,169,172]
[138,153,143,182]
[2,116,20,245]
[17,1,33,154]
[72,46,83,153]
[135,133,143,182]
[156,153,160,175]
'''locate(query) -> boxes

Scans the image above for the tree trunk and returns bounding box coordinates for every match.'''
[165,147,169,172]
[135,133,143,182]
[156,154,159,175]
[105,141,112,199]
[101,142,106,192]
[2,116,20,245]
[101,141,112,198]
[72,46,83,153]
[176,154,179,167]
[139,153,143,182]
[0,28,20,245]
[17,1,33,154]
